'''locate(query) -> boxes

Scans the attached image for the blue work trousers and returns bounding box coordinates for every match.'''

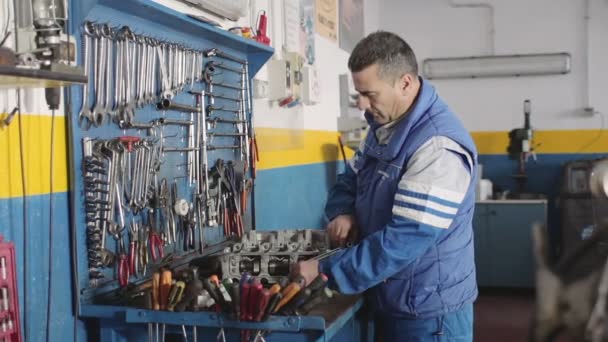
[375,304,473,342]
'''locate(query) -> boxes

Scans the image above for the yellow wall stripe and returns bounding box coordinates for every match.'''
[472,129,608,154]
[256,128,608,170]
[256,128,354,170]
[2,120,605,198]
[0,113,69,199]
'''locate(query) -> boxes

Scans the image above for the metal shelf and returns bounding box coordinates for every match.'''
[0,65,87,89]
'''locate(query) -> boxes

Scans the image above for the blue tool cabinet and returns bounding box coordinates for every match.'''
[473,200,547,288]
[65,1,367,341]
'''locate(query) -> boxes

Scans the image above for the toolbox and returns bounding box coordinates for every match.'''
[67,1,368,341]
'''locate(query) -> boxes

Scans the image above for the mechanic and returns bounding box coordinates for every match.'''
[293,31,478,341]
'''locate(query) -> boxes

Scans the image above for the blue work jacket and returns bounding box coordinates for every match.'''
[320,78,478,319]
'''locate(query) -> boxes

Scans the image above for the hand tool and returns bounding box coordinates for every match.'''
[254,289,272,321]
[78,21,95,129]
[278,288,311,315]
[210,275,232,306]
[148,210,164,262]
[91,24,106,127]
[296,287,334,316]
[175,279,203,312]
[247,278,263,321]
[160,269,172,311]
[203,277,224,311]
[306,273,328,292]
[274,279,303,313]
[240,278,251,320]
[261,292,282,321]
[152,271,160,310]
[312,248,344,261]
[167,280,185,311]
[139,225,149,275]
[229,281,240,320]
[117,235,129,287]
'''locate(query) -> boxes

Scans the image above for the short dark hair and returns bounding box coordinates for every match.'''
[348,31,418,83]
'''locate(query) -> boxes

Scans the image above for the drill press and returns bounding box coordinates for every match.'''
[507,99,542,198]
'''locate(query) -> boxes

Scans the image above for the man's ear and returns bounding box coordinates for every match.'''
[398,73,413,94]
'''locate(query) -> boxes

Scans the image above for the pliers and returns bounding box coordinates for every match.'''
[128,222,138,276]
[117,235,129,288]
[148,210,164,262]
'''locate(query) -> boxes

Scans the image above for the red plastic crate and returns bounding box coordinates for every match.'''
[0,236,22,342]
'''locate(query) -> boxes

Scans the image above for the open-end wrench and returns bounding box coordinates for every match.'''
[101,24,116,121]
[136,36,146,108]
[118,27,135,123]
[78,21,95,130]
[91,25,106,127]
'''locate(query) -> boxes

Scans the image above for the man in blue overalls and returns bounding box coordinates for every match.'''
[294,31,478,341]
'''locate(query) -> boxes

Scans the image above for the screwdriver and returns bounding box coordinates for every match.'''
[279,288,312,315]
[175,279,203,312]
[248,278,263,321]
[296,287,334,316]
[306,274,328,292]
[167,281,186,311]
[254,289,272,321]
[152,271,160,310]
[210,275,233,306]
[203,277,224,312]
[160,269,172,310]
[268,283,281,296]
[274,282,301,313]
[262,292,283,321]
[240,279,251,320]
[230,281,241,320]
[196,289,216,310]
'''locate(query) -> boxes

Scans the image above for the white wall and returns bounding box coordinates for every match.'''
[0,0,57,117]
[380,0,608,132]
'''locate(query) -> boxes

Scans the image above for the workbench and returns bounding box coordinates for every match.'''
[83,294,369,342]
[473,200,547,288]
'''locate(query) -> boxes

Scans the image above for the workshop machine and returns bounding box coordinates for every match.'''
[532,159,608,341]
[507,99,545,199]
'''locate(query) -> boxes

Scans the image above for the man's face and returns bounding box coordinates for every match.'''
[352,63,403,125]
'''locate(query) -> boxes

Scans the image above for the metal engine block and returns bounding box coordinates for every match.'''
[220,229,330,284]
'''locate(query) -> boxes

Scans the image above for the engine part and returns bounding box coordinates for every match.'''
[219,229,329,284]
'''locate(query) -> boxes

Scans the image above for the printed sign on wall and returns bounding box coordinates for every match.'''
[315,0,338,42]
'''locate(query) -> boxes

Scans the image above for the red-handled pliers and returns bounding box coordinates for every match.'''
[128,222,138,276]
[148,210,164,262]
[117,236,129,288]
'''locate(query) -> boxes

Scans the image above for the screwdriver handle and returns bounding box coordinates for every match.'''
[152,271,160,310]
[254,289,272,321]
[240,282,251,320]
[160,269,172,310]
[248,281,263,321]
[306,273,328,292]
[274,283,301,313]
[230,282,240,319]
[268,284,281,296]
[262,293,282,321]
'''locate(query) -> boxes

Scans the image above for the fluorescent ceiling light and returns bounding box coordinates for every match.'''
[422,53,571,79]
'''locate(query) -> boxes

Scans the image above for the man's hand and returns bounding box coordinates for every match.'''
[327,214,358,248]
[292,259,319,287]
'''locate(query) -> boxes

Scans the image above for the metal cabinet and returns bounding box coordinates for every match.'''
[473,200,547,288]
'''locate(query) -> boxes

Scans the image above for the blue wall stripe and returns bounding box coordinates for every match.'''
[255,161,346,230]
[0,192,87,342]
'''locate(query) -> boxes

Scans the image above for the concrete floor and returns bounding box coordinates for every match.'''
[474,290,535,341]
[474,289,578,342]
